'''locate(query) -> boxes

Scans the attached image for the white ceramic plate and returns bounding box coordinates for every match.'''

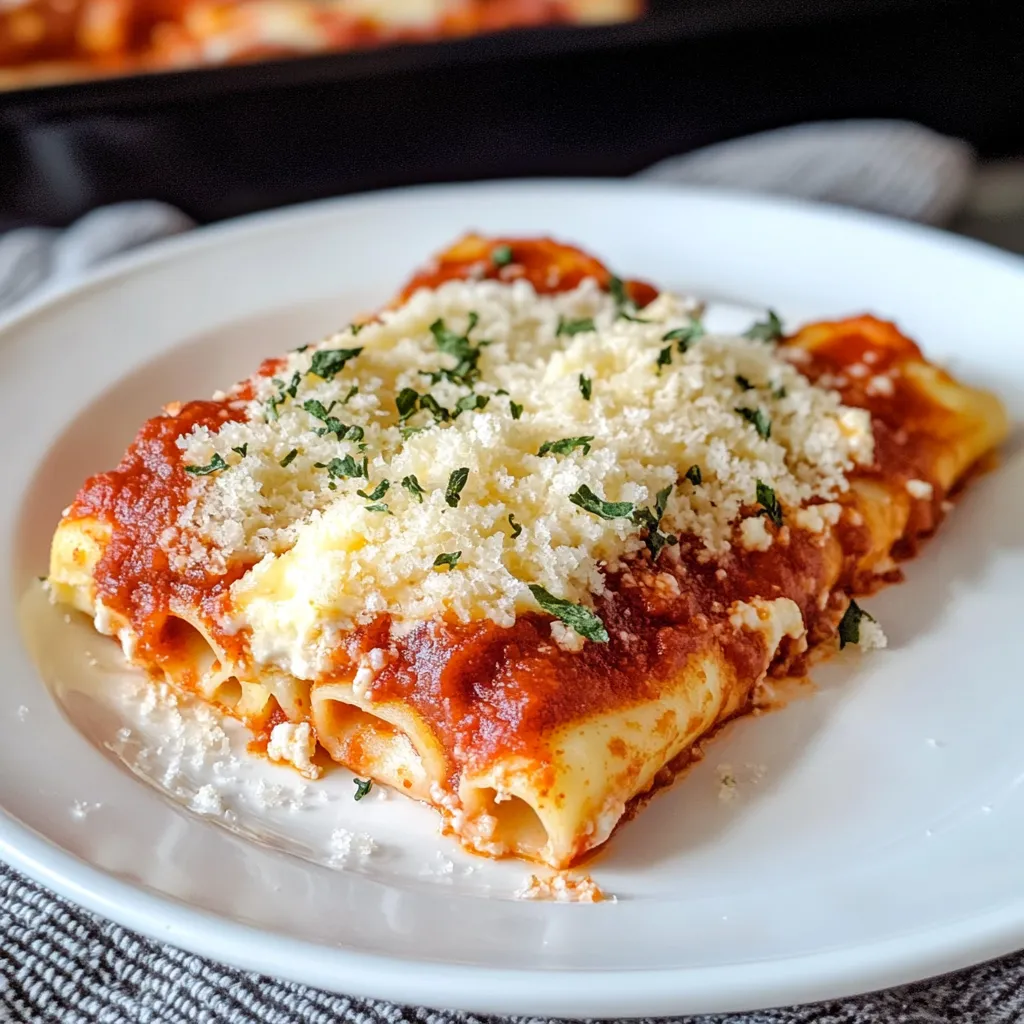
[3,182,1024,1019]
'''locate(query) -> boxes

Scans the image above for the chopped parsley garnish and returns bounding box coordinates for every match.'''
[557,317,596,337]
[232,444,248,458]
[735,374,754,391]
[772,384,787,400]
[429,315,486,386]
[632,484,678,561]
[433,551,462,570]
[608,274,639,319]
[578,374,592,400]
[309,347,363,380]
[508,513,523,539]
[396,387,420,421]
[364,503,391,514]
[293,344,310,353]
[736,406,772,440]
[528,585,609,644]
[656,346,673,374]
[756,479,783,527]
[396,388,450,425]
[838,599,874,650]
[418,393,451,422]
[537,436,594,457]
[353,777,373,801]
[509,400,524,420]
[284,371,301,399]
[279,448,298,468]
[491,244,514,267]
[357,480,390,502]
[454,392,490,415]
[663,322,705,352]
[185,453,228,476]
[351,322,365,336]
[569,485,634,521]
[316,455,366,480]
[401,475,426,502]
[744,310,784,343]
[303,399,361,442]
[685,464,702,486]
[445,467,470,508]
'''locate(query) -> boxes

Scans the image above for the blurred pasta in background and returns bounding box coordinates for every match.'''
[0,0,642,88]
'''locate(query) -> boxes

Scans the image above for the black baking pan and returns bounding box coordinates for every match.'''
[1,0,1022,229]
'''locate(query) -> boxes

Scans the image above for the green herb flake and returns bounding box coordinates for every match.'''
[772,384,788,400]
[364,503,391,514]
[232,444,248,458]
[632,484,677,561]
[744,310,784,343]
[309,347,363,380]
[557,316,597,337]
[569,484,634,521]
[838,599,875,650]
[491,244,514,267]
[527,585,609,644]
[351,322,365,336]
[735,374,754,391]
[353,777,373,801]
[663,322,705,352]
[455,393,490,415]
[357,480,390,502]
[756,479,783,527]
[656,346,673,374]
[401,475,426,502]
[508,513,523,539]
[537,436,594,457]
[433,550,462,570]
[396,387,420,421]
[185,453,228,476]
[578,374,592,400]
[685,464,702,486]
[608,274,638,318]
[509,400,524,420]
[736,406,772,440]
[419,393,450,423]
[317,455,366,480]
[279,448,298,468]
[445,467,470,508]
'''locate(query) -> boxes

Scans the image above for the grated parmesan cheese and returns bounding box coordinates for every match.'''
[515,872,609,903]
[190,784,224,816]
[858,617,889,650]
[905,478,934,501]
[161,277,872,657]
[266,721,322,779]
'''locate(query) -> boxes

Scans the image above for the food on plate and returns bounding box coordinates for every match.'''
[47,234,1007,867]
[0,0,642,90]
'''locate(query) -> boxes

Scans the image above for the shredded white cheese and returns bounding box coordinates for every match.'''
[161,277,872,655]
[328,827,378,867]
[906,478,934,501]
[858,617,889,650]
[190,784,225,816]
[515,872,609,903]
[266,721,322,779]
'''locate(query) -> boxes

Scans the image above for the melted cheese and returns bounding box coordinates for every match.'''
[164,278,872,654]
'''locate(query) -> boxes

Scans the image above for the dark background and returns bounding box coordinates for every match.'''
[1,0,1022,230]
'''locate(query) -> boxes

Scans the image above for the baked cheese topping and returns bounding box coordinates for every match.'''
[169,277,873,656]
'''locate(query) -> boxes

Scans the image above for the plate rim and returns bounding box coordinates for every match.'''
[3,178,1024,1018]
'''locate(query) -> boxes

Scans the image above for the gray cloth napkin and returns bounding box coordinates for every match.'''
[3,121,1019,1023]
